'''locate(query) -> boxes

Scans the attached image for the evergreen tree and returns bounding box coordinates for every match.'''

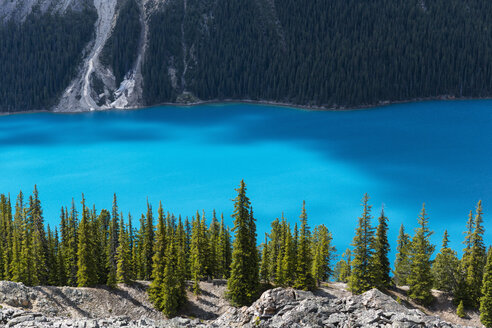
[142,201,154,280]
[259,233,269,283]
[432,230,459,292]
[480,248,492,326]
[372,207,391,289]
[466,200,486,308]
[149,204,167,305]
[408,204,435,305]
[457,300,466,318]
[106,194,119,287]
[209,210,220,278]
[311,224,334,286]
[77,195,96,287]
[295,201,315,290]
[10,192,24,282]
[116,213,131,284]
[335,249,351,282]
[190,213,204,294]
[227,180,259,306]
[394,224,412,286]
[279,222,295,286]
[349,194,375,294]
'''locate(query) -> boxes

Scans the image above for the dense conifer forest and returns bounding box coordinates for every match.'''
[0,182,491,323]
[100,0,141,87]
[0,8,96,112]
[144,0,492,107]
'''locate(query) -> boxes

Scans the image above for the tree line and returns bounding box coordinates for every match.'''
[0,181,333,317]
[333,194,492,327]
[1,183,492,325]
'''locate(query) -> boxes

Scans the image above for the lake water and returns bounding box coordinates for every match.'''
[0,101,491,260]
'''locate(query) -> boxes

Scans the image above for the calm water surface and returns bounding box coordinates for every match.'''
[1,101,491,258]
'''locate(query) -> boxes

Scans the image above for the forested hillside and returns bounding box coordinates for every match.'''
[0,0,491,112]
[144,0,492,107]
[0,8,96,112]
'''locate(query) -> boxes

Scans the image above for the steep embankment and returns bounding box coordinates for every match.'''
[0,281,480,327]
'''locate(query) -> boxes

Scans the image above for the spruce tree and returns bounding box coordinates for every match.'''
[10,191,24,282]
[77,195,96,287]
[480,248,492,327]
[190,213,204,295]
[259,233,269,283]
[295,201,315,290]
[408,204,435,305]
[106,194,119,287]
[149,205,167,305]
[466,200,486,308]
[349,194,375,294]
[311,224,334,286]
[372,207,391,289]
[116,213,131,284]
[335,249,351,282]
[279,222,295,286]
[209,210,220,278]
[432,230,459,292]
[394,224,412,286]
[227,180,259,306]
[142,201,154,280]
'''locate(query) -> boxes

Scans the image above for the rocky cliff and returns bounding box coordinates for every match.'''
[0,281,478,327]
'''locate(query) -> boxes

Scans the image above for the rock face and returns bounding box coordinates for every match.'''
[0,281,474,328]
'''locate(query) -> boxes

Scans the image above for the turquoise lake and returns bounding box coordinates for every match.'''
[1,101,491,259]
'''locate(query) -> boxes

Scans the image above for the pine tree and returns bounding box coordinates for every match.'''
[116,213,131,284]
[227,180,259,306]
[408,204,435,305]
[372,207,391,289]
[311,224,334,286]
[455,210,476,306]
[432,230,459,292]
[77,195,96,287]
[29,186,48,285]
[480,248,492,326]
[349,194,375,294]
[466,200,486,308]
[394,224,412,286]
[267,218,281,283]
[190,213,204,295]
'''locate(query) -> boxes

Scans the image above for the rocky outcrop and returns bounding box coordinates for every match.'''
[211,287,470,328]
[0,281,475,327]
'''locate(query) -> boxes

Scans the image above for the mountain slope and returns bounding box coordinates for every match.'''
[0,0,491,112]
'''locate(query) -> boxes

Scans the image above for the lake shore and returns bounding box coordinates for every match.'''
[1,95,491,116]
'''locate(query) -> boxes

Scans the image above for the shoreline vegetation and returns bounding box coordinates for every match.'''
[1,96,492,116]
[0,181,491,324]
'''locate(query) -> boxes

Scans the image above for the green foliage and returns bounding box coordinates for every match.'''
[311,224,335,286]
[334,249,351,283]
[349,194,375,294]
[0,9,96,112]
[408,204,435,305]
[432,230,459,293]
[480,249,492,326]
[116,214,131,284]
[466,201,486,308]
[294,201,315,290]
[77,195,96,287]
[394,224,412,286]
[457,300,466,318]
[372,207,391,289]
[227,180,259,306]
